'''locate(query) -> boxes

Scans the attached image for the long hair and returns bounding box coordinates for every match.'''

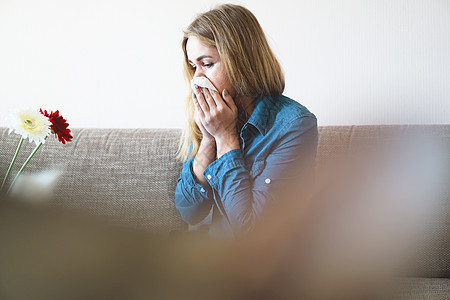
[177,4,285,161]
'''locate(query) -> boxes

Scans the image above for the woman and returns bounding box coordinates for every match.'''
[175,4,318,237]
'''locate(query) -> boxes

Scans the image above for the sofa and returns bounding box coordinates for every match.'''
[0,125,449,299]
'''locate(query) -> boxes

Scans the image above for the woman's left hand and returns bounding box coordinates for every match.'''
[194,86,238,141]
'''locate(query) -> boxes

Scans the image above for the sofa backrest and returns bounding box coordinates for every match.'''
[316,125,450,278]
[1,125,449,277]
[0,128,187,234]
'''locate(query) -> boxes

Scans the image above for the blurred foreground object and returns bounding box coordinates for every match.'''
[285,127,449,299]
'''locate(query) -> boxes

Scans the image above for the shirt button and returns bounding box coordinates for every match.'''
[207,174,212,180]
[200,187,206,193]
[265,178,271,184]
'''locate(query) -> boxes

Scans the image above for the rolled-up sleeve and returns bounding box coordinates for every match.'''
[174,155,214,225]
[203,115,318,235]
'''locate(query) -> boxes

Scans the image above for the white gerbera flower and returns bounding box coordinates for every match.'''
[8,108,51,145]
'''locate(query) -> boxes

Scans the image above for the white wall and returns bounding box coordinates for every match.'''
[0,0,448,128]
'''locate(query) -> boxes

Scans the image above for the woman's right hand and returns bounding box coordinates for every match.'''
[192,92,217,186]
[193,92,214,142]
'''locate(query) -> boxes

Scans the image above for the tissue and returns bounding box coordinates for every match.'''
[191,77,218,92]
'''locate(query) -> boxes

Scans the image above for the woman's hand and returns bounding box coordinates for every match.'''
[193,85,240,158]
[193,86,238,139]
[193,92,214,142]
[192,91,217,185]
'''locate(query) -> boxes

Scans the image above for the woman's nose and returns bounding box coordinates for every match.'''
[193,68,205,78]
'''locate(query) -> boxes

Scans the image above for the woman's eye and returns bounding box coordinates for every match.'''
[189,63,213,70]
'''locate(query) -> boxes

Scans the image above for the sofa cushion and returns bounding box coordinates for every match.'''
[392,277,450,299]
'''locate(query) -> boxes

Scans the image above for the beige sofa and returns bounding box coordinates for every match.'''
[0,125,449,299]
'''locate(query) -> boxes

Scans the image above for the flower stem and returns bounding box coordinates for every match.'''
[0,137,24,195]
[5,141,43,196]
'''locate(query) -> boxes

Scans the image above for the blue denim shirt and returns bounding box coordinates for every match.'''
[174,94,318,237]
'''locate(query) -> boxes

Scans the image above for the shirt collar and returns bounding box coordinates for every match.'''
[245,95,276,136]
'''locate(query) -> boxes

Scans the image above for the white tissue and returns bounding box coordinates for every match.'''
[191,76,218,92]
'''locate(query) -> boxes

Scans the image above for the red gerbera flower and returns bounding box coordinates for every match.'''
[40,109,73,144]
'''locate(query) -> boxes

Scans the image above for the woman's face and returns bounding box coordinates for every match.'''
[186,36,236,98]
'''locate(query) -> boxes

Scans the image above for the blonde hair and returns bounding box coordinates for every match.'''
[177,4,285,161]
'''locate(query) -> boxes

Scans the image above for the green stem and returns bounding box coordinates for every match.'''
[6,141,43,196]
[0,137,24,194]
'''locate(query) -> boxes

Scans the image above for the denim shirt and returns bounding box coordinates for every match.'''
[174,94,318,238]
